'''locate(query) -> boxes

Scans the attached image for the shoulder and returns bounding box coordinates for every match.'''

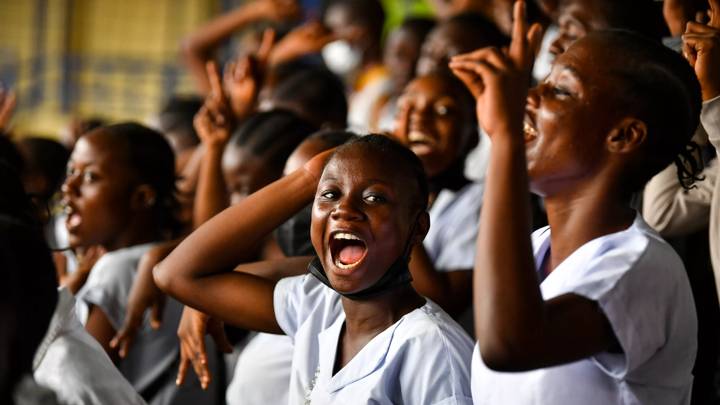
[389,301,474,403]
[273,274,340,337]
[83,244,154,291]
[393,300,474,364]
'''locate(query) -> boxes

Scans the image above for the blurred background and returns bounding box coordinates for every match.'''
[0,0,432,137]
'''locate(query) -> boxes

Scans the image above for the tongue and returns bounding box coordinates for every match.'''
[339,245,365,265]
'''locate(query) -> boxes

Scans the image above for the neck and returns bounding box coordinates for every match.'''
[429,163,469,195]
[542,180,635,272]
[340,285,424,338]
[104,214,161,252]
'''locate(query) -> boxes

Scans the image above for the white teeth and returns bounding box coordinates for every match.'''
[334,258,357,269]
[524,121,538,137]
[333,232,361,241]
[408,131,434,144]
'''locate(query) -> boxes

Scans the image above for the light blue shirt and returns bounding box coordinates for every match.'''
[274,275,474,404]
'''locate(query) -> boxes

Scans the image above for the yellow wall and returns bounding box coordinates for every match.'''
[0,0,222,137]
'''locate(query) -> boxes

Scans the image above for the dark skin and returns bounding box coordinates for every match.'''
[384,26,425,95]
[450,0,643,371]
[548,0,614,58]
[323,3,383,70]
[154,144,429,380]
[62,132,162,356]
[393,73,477,316]
[417,21,493,76]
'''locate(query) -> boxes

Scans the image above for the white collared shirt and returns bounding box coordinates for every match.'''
[34,288,146,405]
[274,274,474,405]
[471,214,697,404]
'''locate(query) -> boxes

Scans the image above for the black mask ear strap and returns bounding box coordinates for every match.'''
[307,212,422,300]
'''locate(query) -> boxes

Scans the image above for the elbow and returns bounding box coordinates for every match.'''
[153,261,174,295]
[477,332,538,372]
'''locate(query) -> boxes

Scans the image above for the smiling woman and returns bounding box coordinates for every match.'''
[154,134,475,404]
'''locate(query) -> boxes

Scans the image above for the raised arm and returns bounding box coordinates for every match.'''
[451,1,616,371]
[181,0,299,94]
[154,153,327,332]
[409,245,472,318]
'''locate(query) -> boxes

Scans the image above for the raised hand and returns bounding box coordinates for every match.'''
[449,0,543,139]
[224,29,275,120]
[195,61,234,148]
[683,0,720,101]
[253,0,301,23]
[176,306,233,390]
[0,86,17,134]
[268,21,336,66]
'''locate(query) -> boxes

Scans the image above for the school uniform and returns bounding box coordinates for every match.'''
[471,214,697,405]
[425,181,483,271]
[275,274,475,404]
[75,243,221,405]
[34,287,146,405]
[226,332,293,404]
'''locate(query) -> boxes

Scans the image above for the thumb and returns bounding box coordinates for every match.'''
[150,294,166,330]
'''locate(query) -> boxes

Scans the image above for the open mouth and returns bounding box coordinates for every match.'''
[329,232,368,271]
[523,117,538,143]
[407,130,437,155]
[63,200,82,232]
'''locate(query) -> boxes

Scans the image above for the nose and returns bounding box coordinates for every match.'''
[61,169,80,197]
[330,196,364,222]
[549,35,568,58]
[526,86,541,109]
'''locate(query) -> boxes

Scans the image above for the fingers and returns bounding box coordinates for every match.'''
[257,28,276,62]
[451,68,485,98]
[176,345,191,386]
[527,23,545,59]
[191,336,211,389]
[508,0,528,66]
[710,0,720,29]
[150,294,166,330]
[110,314,140,358]
[205,61,225,104]
[0,89,17,130]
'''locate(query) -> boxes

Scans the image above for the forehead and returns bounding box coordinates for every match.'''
[71,132,125,166]
[405,74,455,97]
[558,0,605,27]
[322,146,417,193]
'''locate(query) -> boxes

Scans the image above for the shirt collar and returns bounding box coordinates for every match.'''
[316,311,406,393]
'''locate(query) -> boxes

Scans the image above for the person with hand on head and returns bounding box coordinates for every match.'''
[181,0,300,95]
[450,1,700,403]
[154,134,475,404]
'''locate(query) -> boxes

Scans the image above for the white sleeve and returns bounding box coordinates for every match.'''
[642,159,715,237]
[557,236,684,377]
[273,274,327,339]
[75,257,134,331]
[703,95,720,153]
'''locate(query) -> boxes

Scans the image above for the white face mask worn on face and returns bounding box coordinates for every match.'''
[322,40,362,76]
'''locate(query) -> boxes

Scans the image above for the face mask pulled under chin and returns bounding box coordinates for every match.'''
[322,40,362,76]
[274,204,314,257]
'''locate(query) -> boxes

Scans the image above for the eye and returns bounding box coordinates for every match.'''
[552,86,571,97]
[82,170,98,184]
[363,193,386,204]
[435,104,449,116]
[320,189,338,200]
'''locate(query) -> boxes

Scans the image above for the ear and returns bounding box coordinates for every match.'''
[606,117,647,154]
[411,211,431,246]
[131,184,157,211]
